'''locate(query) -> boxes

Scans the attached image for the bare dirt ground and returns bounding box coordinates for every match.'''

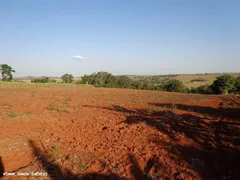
[0,87,240,180]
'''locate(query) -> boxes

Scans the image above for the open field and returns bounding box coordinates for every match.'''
[0,87,240,179]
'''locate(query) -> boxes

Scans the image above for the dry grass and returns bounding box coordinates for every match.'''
[170,73,240,88]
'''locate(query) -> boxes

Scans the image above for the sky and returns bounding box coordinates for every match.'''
[0,0,240,77]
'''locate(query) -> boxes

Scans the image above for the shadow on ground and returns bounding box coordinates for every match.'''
[83,103,240,179]
[0,157,4,178]
[28,140,124,180]
[2,101,240,179]
[1,140,165,180]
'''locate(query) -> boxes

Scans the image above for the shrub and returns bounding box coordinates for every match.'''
[162,79,186,93]
[61,74,74,83]
[75,80,83,84]
[189,85,213,94]
[234,76,240,93]
[48,79,57,83]
[190,79,207,83]
[31,77,49,83]
[211,75,235,94]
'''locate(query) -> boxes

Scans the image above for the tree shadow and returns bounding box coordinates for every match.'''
[83,104,240,179]
[22,140,166,180]
[0,156,4,178]
[28,140,125,180]
[149,103,240,121]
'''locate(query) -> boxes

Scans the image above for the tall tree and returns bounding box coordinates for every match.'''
[0,64,16,81]
[61,74,74,83]
[211,75,235,94]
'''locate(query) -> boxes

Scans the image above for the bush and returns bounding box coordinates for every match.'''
[61,74,74,83]
[31,77,49,83]
[189,85,213,94]
[211,75,235,94]
[75,80,83,84]
[162,80,186,93]
[234,76,240,93]
[48,79,57,83]
[190,79,207,83]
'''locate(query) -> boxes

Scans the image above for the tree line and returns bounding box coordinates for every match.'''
[1,64,239,95]
[79,71,240,95]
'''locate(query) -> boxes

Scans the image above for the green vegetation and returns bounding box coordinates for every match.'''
[51,146,58,153]
[49,102,57,110]
[0,81,93,88]
[5,110,18,118]
[162,79,185,93]
[1,64,239,95]
[31,76,51,83]
[79,164,88,171]
[0,64,15,81]
[189,85,213,94]
[190,78,207,83]
[79,72,240,95]
[61,74,74,83]
[234,76,240,93]
[211,75,236,94]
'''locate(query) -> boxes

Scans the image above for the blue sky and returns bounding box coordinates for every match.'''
[0,0,239,77]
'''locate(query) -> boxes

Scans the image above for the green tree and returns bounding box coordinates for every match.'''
[234,76,240,93]
[104,74,117,88]
[163,79,186,92]
[0,64,16,81]
[189,85,213,94]
[61,74,74,83]
[31,76,49,83]
[117,76,133,88]
[211,75,235,94]
[81,75,90,84]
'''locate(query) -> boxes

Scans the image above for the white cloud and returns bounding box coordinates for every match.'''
[72,55,88,60]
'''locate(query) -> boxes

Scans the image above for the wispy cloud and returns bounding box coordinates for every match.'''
[72,55,88,60]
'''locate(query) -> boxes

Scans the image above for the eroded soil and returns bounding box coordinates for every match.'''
[0,87,240,180]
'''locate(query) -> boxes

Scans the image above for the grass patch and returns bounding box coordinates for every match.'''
[79,164,88,171]
[3,110,31,119]
[6,110,18,118]
[62,94,72,104]
[49,102,57,110]
[51,146,58,153]
[58,108,69,113]
[49,102,69,113]
[50,146,58,160]
[0,81,94,88]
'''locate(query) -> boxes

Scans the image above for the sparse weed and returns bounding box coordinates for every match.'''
[112,163,120,172]
[145,106,154,111]
[50,146,58,160]
[58,108,69,113]
[6,110,18,118]
[52,93,60,101]
[171,104,177,109]
[79,164,88,171]
[51,146,58,153]
[62,95,72,104]
[49,102,57,110]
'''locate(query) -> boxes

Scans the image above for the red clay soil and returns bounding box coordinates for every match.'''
[0,87,240,180]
